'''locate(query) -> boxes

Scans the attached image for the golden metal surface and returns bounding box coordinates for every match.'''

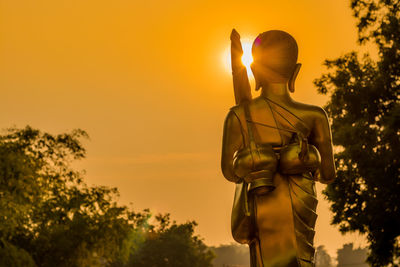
[221,30,336,267]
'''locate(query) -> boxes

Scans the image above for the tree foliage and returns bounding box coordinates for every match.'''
[0,126,146,266]
[210,243,250,267]
[337,243,368,267]
[314,0,400,266]
[122,214,214,267]
[0,239,36,267]
[315,245,333,267]
[0,126,214,266]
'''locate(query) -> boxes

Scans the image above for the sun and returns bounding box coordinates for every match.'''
[241,41,253,72]
[222,39,254,75]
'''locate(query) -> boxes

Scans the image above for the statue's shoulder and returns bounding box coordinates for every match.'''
[229,104,243,116]
[223,104,246,130]
[228,102,245,115]
[291,100,330,125]
[225,105,243,129]
[229,97,262,112]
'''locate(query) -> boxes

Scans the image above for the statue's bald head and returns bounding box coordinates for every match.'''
[252,30,298,83]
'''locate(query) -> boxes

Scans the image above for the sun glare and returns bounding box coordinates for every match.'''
[241,42,253,71]
[222,39,254,76]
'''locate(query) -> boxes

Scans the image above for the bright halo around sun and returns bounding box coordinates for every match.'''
[241,41,253,71]
[222,38,254,76]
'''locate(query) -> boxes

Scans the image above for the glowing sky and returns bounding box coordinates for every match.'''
[0,0,368,257]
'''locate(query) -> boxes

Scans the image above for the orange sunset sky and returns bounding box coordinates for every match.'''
[1,0,369,257]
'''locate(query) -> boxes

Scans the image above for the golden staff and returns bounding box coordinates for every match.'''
[230,29,252,105]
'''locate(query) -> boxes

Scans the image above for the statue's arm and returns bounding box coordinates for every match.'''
[310,108,336,184]
[221,110,244,183]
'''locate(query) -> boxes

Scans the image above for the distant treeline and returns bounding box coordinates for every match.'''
[315,244,368,267]
[210,244,250,267]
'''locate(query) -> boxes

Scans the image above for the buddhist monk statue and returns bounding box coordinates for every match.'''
[221,29,336,267]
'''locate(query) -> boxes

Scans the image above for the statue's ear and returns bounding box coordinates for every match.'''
[255,80,261,91]
[251,62,262,91]
[288,63,301,93]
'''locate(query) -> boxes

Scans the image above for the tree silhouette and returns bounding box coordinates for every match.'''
[315,245,333,267]
[314,0,400,265]
[211,243,250,267]
[122,214,214,267]
[0,126,214,267]
[337,243,368,267]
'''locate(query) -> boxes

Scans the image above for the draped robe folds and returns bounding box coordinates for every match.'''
[229,100,318,267]
[248,172,317,267]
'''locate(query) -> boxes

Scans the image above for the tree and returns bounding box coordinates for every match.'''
[314,0,400,266]
[315,245,333,267]
[0,126,214,267]
[337,243,368,267]
[123,214,214,267]
[0,126,147,266]
[0,239,36,267]
[211,243,250,267]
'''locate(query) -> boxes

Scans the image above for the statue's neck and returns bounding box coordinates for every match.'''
[260,83,292,102]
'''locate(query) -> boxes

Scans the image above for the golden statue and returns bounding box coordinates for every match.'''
[221,29,336,267]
